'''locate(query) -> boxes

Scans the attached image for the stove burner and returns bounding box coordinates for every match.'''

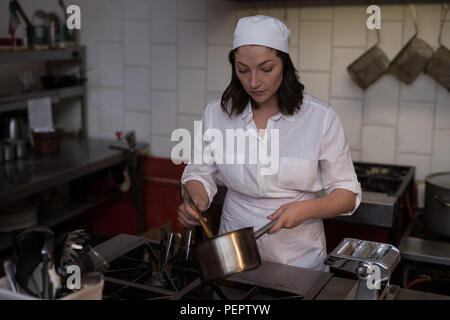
[354,162,411,195]
[94,234,332,300]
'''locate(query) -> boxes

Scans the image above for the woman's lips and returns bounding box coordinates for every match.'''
[251,90,266,96]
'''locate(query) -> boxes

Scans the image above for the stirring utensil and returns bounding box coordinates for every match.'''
[181,184,214,238]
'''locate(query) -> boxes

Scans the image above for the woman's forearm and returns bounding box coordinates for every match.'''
[301,188,357,220]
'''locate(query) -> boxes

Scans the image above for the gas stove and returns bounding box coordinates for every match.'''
[399,213,450,296]
[330,162,415,236]
[92,233,332,300]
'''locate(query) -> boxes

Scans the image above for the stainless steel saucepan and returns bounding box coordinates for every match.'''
[181,184,278,282]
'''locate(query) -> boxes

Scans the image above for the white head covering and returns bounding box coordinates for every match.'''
[233,15,290,53]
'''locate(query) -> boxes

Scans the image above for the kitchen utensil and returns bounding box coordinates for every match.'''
[12,0,33,28]
[325,238,401,300]
[347,29,390,89]
[3,260,19,293]
[8,117,20,139]
[2,141,16,162]
[15,139,27,159]
[172,233,182,257]
[425,4,450,90]
[13,226,56,299]
[161,232,173,273]
[159,228,168,269]
[389,3,434,84]
[181,184,214,238]
[185,229,192,262]
[192,216,278,283]
[424,172,450,237]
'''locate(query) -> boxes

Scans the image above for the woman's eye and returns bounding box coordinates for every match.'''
[262,68,272,73]
[238,69,248,74]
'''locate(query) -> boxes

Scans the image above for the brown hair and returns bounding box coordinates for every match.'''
[221,48,305,118]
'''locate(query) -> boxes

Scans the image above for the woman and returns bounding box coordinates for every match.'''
[178,15,361,271]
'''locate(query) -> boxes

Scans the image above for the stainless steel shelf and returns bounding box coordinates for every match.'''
[0,46,84,63]
[0,194,113,252]
[0,86,86,112]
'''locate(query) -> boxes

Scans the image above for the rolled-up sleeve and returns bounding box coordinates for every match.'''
[181,102,218,208]
[319,108,362,216]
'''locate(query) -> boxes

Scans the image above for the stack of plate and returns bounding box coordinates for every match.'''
[0,197,38,232]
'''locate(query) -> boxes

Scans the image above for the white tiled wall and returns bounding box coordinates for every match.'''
[1,1,450,189]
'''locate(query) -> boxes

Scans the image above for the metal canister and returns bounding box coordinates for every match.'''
[16,140,27,159]
[3,142,15,162]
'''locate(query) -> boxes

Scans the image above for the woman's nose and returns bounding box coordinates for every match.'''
[250,72,261,88]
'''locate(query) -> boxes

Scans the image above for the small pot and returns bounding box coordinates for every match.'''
[425,172,450,238]
[193,218,278,282]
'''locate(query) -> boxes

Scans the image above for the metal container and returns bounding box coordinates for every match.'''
[347,30,390,90]
[2,142,15,162]
[193,218,277,282]
[389,4,433,84]
[15,140,27,159]
[425,4,450,90]
[425,172,450,237]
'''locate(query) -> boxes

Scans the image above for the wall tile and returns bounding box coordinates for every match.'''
[366,21,403,60]
[363,75,399,126]
[151,91,178,135]
[124,0,150,20]
[400,74,437,102]
[351,150,361,161]
[403,4,442,48]
[151,45,177,90]
[179,22,206,68]
[330,99,363,149]
[125,68,150,112]
[300,6,332,20]
[397,101,434,154]
[207,46,232,92]
[333,6,367,47]
[151,0,177,43]
[207,0,235,45]
[99,88,124,132]
[331,48,365,99]
[301,72,330,103]
[97,0,123,42]
[124,21,150,66]
[178,0,206,20]
[432,130,450,172]
[361,126,396,164]
[435,86,450,130]
[125,111,151,141]
[299,21,332,72]
[396,153,432,180]
[178,114,202,138]
[179,69,206,115]
[98,43,123,87]
[379,5,404,20]
[206,92,222,104]
[151,135,173,159]
[289,47,299,71]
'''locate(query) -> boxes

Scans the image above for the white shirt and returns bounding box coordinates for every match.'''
[181,93,362,271]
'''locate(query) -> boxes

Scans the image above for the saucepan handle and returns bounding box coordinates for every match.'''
[254,217,279,240]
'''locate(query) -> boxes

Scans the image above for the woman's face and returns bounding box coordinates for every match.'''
[234,45,283,107]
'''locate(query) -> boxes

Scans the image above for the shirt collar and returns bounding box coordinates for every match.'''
[240,101,297,123]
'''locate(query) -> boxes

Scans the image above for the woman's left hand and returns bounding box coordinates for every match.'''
[266,201,311,234]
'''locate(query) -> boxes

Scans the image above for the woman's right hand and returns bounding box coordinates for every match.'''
[178,182,209,228]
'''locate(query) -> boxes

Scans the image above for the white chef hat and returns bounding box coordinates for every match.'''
[233,15,290,53]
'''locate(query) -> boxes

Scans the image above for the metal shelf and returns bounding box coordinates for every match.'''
[0,194,113,252]
[0,86,86,113]
[0,46,85,63]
